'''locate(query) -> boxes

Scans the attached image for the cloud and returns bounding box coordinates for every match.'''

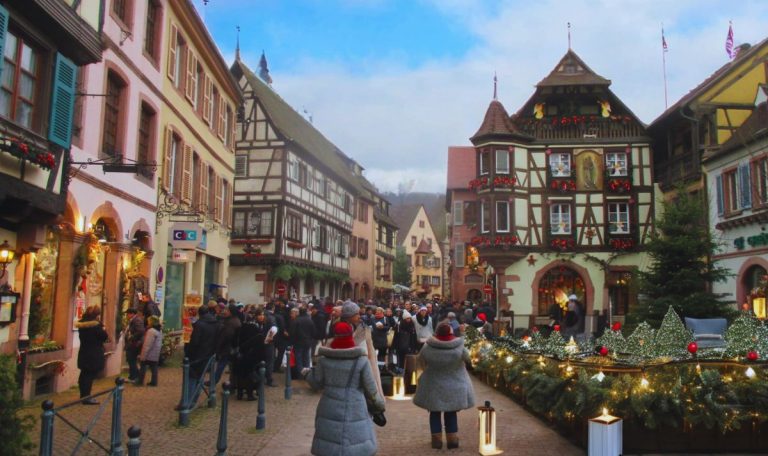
[227,1,768,193]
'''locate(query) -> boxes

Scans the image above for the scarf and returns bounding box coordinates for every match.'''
[416,313,429,327]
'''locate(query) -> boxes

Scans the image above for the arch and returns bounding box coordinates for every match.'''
[130,218,153,249]
[531,260,595,316]
[736,257,768,308]
[90,201,123,242]
[467,288,482,302]
[353,282,360,300]
[361,283,370,301]
[341,281,352,300]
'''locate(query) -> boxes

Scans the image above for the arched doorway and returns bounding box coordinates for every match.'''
[467,289,482,302]
[361,283,370,301]
[341,282,352,300]
[743,265,767,319]
[536,266,585,316]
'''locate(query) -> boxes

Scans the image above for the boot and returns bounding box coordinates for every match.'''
[446,433,459,450]
[431,433,443,449]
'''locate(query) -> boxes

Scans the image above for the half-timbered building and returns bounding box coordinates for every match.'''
[373,192,398,300]
[229,58,361,301]
[460,49,658,331]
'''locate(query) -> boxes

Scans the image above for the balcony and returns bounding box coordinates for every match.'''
[516,116,647,143]
[656,154,701,190]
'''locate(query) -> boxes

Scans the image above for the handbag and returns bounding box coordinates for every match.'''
[386,328,395,348]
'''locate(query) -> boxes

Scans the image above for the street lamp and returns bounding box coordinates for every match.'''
[0,240,15,271]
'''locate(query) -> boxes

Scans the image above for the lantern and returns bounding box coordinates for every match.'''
[565,336,578,354]
[390,375,407,400]
[478,401,502,455]
[588,408,622,456]
[0,240,15,272]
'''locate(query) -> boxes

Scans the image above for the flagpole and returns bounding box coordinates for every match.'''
[662,24,668,109]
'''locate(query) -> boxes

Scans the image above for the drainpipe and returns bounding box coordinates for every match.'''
[16,252,35,392]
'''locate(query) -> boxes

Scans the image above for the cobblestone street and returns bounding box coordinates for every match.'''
[22,360,584,455]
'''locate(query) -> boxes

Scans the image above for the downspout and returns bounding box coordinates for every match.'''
[16,252,35,393]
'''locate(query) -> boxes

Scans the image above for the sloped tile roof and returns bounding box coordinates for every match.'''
[390,204,422,246]
[536,49,611,87]
[471,100,529,142]
[414,238,433,254]
[446,146,476,190]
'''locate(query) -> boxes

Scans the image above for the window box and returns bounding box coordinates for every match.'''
[550,179,577,193]
[0,135,56,170]
[550,236,575,251]
[492,175,516,188]
[608,237,635,251]
[607,178,632,193]
[287,241,305,249]
[252,238,272,245]
[469,177,489,190]
[469,235,518,247]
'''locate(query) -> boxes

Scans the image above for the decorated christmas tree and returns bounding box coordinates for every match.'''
[724,313,762,358]
[595,327,626,354]
[541,329,566,358]
[624,322,656,358]
[654,306,693,358]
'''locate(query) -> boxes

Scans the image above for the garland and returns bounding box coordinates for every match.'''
[470,235,518,247]
[0,134,56,170]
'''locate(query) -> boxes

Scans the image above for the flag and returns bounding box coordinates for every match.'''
[259,51,273,84]
[662,28,668,52]
[725,22,735,59]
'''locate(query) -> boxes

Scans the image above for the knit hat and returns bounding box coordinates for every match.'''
[435,322,455,341]
[477,313,487,322]
[419,306,427,312]
[402,310,412,320]
[568,294,578,301]
[331,322,356,349]
[341,300,360,319]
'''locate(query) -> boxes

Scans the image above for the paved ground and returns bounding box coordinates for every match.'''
[21,355,586,455]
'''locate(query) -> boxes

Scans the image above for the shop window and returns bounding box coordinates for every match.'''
[27,229,60,346]
[744,265,767,319]
[607,270,633,316]
[549,153,571,177]
[537,266,584,315]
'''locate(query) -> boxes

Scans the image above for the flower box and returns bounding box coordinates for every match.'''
[607,178,632,193]
[0,135,57,170]
[550,179,576,193]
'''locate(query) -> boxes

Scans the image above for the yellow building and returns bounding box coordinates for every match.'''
[392,205,443,298]
[154,0,241,330]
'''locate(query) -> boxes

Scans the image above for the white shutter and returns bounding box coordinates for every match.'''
[715,174,724,215]
[455,243,465,268]
[453,200,463,225]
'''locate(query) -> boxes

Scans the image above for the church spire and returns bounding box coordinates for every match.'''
[235,25,241,61]
[493,72,498,100]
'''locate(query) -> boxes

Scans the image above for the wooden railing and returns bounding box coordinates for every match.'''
[656,154,701,189]
[516,117,647,141]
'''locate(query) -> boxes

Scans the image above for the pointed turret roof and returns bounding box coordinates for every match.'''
[470,100,530,143]
[536,49,610,87]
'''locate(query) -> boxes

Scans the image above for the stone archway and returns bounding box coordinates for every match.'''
[531,261,595,317]
[89,201,123,242]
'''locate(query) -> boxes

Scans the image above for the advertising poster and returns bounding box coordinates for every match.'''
[182,294,202,343]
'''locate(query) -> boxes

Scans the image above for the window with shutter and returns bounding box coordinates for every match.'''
[181,144,192,203]
[753,156,768,207]
[235,155,247,177]
[453,200,463,225]
[185,49,196,102]
[48,53,77,149]
[223,179,232,227]
[455,243,465,268]
[192,153,200,205]
[199,161,209,212]
[0,5,8,80]
[202,75,211,122]
[161,126,173,191]
[739,163,752,209]
[215,175,223,222]
[715,174,724,216]
[167,23,177,81]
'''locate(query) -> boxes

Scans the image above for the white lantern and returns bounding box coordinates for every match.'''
[478,401,503,455]
[588,408,622,456]
[390,376,408,400]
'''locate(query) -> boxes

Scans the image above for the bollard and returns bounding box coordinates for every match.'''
[215,381,231,456]
[207,357,217,408]
[110,377,125,456]
[126,426,141,456]
[284,345,292,400]
[39,400,55,456]
[256,362,266,430]
[179,357,190,426]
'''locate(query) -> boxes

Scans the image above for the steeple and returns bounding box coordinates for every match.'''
[235,25,240,61]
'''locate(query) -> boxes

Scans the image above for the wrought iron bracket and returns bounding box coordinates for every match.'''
[69,154,157,178]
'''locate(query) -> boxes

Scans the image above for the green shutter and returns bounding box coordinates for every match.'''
[0,5,8,80]
[48,53,78,149]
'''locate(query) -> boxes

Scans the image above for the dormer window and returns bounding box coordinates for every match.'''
[549,153,571,177]
[495,149,509,174]
[606,152,628,177]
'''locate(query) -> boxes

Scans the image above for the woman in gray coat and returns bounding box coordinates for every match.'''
[305,321,385,456]
[413,322,475,450]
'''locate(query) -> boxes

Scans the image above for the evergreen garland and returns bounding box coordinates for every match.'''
[654,306,693,358]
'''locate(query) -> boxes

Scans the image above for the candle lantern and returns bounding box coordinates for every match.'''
[390,375,408,400]
[478,400,502,455]
[588,408,622,456]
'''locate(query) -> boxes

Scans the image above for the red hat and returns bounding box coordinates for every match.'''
[477,313,487,322]
[331,322,356,349]
[435,323,455,341]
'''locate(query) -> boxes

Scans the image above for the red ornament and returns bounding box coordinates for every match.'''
[747,351,759,362]
[687,342,698,354]
[611,322,621,331]
[553,324,561,332]
[599,346,609,357]
[532,326,539,333]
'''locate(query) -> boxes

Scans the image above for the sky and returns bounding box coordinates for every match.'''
[195,0,768,194]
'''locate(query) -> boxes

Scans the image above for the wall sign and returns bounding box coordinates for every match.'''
[734,232,768,250]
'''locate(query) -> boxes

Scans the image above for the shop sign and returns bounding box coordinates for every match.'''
[171,249,195,263]
[734,232,768,250]
[169,222,202,249]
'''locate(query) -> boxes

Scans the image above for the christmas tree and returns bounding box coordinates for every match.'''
[724,313,761,358]
[630,189,735,328]
[541,330,566,358]
[595,327,626,354]
[654,306,693,358]
[625,322,656,358]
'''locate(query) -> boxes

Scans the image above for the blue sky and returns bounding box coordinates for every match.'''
[196,0,768,193]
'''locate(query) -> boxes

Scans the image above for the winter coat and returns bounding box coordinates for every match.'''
[312,311,328,341]
[307,346,385,456]
[233,320,266,379]
[125,315,145,350]
[413,337,475,412]
[76,319,108,372]
[185,313,219,378]
[370,316,391,350]
[290,314,316,348]
[414,315,434,344]
[394,319,418,353]
[215,315,242,359]
[139,327,162,362]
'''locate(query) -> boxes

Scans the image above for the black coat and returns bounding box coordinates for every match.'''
[76,320,108,372]
[371,317,391,350]
[311,311,328,340]
[185,313,219,378]
[289,314,315,348]
[215,315,242,358]
[233,321,266,377]
[393,319,418,353]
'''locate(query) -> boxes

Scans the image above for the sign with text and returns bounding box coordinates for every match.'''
[169,222,202,249]
[171,249,195,263]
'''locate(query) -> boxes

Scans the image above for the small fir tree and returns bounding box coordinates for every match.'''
[631,188,735,327]
[724,313,761,358]
[392,246,412,287]
[624,322,656,358]
[595,328,626,354]
[654,306,693,358]
[756,322,768,359]
[542,330,566,358]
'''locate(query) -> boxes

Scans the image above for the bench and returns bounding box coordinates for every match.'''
[684,317,727,349]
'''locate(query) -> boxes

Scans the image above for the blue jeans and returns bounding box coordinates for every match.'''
[213,355,231,385]
[429,411,458,434]
[294,346,311,371]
